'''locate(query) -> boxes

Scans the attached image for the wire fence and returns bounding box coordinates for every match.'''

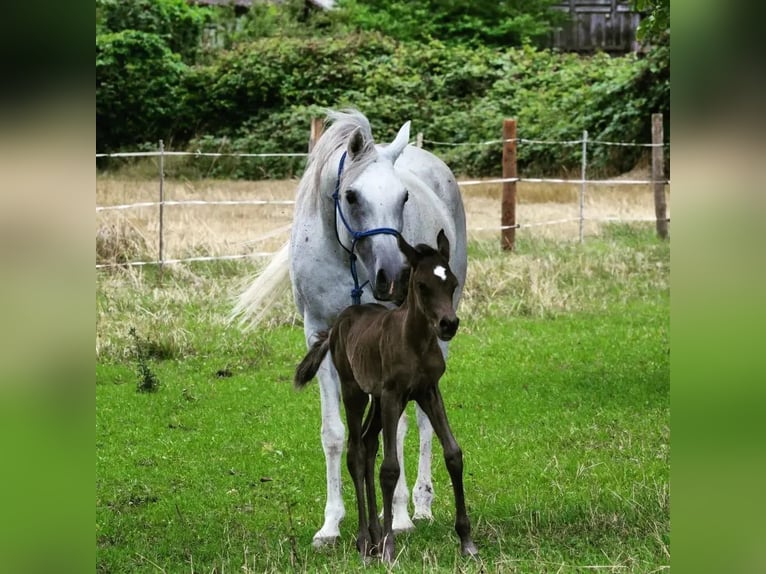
[96,119,670,269]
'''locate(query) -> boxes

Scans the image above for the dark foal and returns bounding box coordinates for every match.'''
[294,230,478,563]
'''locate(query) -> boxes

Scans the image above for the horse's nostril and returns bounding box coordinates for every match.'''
[375,269,389,291]
[440,317,458,333]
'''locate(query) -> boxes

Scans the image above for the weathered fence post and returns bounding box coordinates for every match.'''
[416,132,423,148]
[652,113,668,239]
[309,117,324,153]
[501,118,517,251]
[158,139,165,275]
[579,130,588,243]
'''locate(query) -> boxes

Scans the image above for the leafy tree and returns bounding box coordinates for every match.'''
[96,30,189,151]
[631,0,669,43]
[334,0,566,46]
[97,0,211,61]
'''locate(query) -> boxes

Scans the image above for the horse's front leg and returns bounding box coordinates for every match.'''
[380,390,407,564]
[416,385,478,558]
[412,403,434,521]
[391,410,416,532]
[411,340,453,522]
[312,356,346,547]
[343,389,373,560]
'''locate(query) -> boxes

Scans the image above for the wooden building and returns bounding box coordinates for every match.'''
[551,0,642,53]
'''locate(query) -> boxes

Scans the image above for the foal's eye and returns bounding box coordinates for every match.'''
[417,282,430,296]
[346,190,358,205]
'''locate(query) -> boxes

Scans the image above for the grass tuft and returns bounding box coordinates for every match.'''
[96,221,150,266]
[129,327,161,393]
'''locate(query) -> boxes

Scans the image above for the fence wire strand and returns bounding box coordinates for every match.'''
[97,130,669,269]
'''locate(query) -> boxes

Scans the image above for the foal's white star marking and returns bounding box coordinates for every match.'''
[433,265,447,281]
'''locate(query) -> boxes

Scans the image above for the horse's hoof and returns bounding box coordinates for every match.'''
[392,515,416,534]
[461,540,479,558]
[312,533,340,549]
[412,510,434,522]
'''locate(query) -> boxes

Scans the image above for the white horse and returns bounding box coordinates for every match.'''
[233,110,467,547]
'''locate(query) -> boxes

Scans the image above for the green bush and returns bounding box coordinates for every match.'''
[336,0,565,47]
[96,30,189,152]
[98,0,211,62]
[98,31,669,178]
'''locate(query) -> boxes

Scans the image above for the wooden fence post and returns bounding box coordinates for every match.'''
[579,130,588,243]
[416,132,423,148]
[309,117,324,153]
[501,119,517,251]
[652,113,669,239]
[158,139,165,276]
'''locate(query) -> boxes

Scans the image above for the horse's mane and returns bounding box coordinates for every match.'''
[297,109,379,211]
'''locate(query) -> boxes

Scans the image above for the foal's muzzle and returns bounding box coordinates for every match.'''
[438,316,460,341]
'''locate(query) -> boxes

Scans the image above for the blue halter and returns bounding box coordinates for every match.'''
[332,151,399,305]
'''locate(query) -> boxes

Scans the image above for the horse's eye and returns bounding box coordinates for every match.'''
[418,282,429,296]
[346,190,357,205]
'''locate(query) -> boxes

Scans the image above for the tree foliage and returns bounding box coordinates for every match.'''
[95,1,668,177]
[96,30,189,152]
[332,0,565,47]
[97,0,211,61]
[631,0,669,43]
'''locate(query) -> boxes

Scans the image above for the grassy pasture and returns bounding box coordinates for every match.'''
[97,191,669,573]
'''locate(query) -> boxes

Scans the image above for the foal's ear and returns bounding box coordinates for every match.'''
[436,229,450,260]
[397,233,419,264]
[347,127,367,160]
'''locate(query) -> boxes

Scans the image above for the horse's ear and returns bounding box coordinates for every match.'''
[436,229,450,260]
[397,233,419,265]
[382,120,411,162]
[347,128,366,160]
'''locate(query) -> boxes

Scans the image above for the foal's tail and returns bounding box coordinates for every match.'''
[294,331,330,389]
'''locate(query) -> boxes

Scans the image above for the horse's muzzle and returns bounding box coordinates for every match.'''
[373,267,410,305]
[438,316,460,341]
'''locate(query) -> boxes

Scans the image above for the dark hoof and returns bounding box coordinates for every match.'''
[461,540,479,558]
[381,535,395,564]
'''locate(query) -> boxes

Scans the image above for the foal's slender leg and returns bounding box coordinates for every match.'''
[380,390,407,564]
[344,388,373,559]
[362,398,383,550]
[413,340,449,520]
[416,386,478,557]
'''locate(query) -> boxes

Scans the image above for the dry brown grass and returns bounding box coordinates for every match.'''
[96,170,669,262]
[97,177,297,261]
[96,170,670,359]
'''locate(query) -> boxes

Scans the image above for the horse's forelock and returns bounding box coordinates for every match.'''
[299,109,377,209]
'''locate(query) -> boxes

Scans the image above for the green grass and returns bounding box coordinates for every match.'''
[96,225,669,573]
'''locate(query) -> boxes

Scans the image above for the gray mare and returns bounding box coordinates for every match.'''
[233,110,467,546]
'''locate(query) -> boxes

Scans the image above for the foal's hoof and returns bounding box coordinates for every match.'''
[461,540,479,558]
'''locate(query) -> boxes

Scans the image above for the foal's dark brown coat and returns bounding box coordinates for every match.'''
[294,230,477,563]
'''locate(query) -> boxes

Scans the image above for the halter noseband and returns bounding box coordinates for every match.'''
[332,151,399,305]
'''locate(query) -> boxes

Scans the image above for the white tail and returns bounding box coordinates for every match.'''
[229,242,291,330]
